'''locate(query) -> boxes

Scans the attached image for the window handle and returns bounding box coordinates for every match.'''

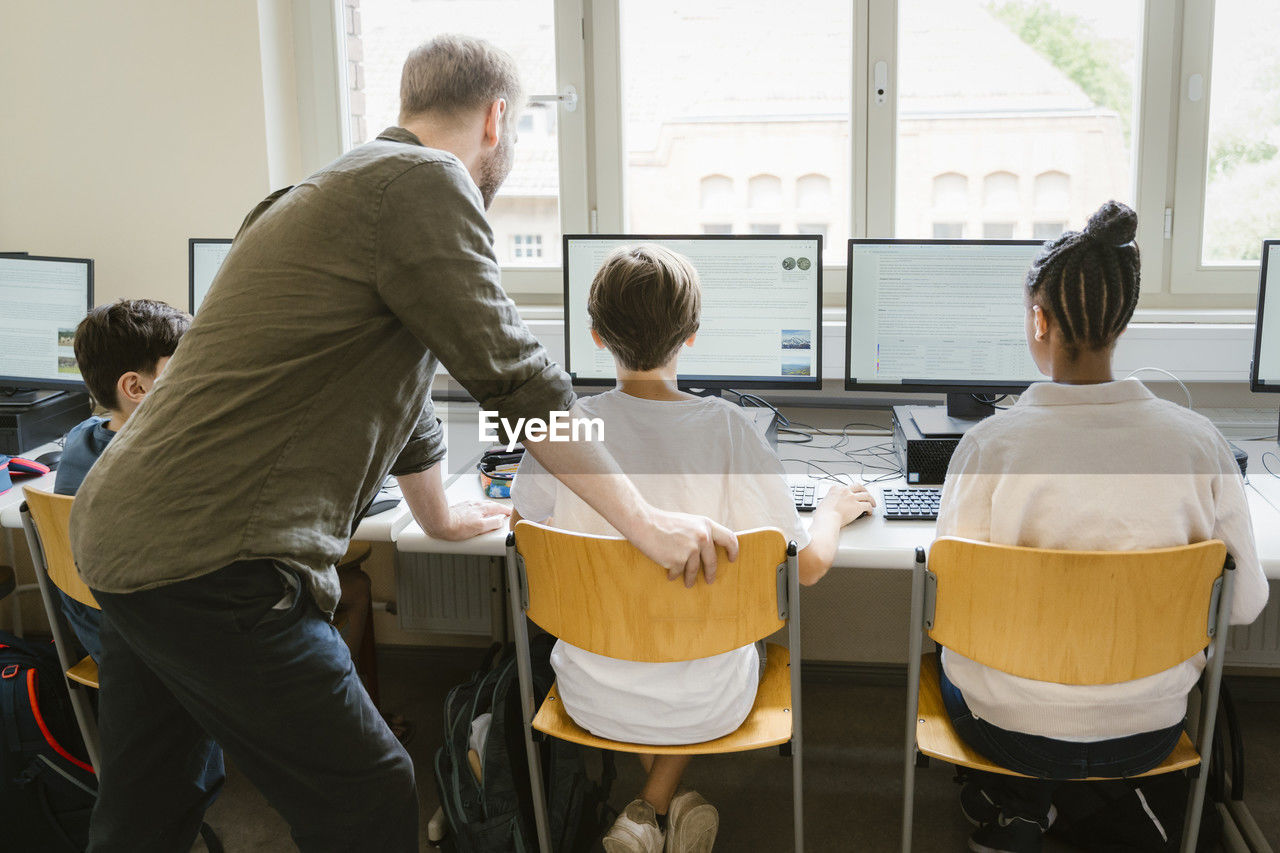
[529,85,579,113]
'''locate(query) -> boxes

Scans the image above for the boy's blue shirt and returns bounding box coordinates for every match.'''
[50,415,114,662]
[55,416,116,496]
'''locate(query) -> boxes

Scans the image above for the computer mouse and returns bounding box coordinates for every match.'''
[36,450,62,472]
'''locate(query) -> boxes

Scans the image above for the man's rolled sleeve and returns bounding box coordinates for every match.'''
[375,158,575,427]
[389,405,447,477]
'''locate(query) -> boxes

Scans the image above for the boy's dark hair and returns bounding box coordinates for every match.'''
[588,244,701,372]
[1026,200,1141,357]
[73,299,190,410]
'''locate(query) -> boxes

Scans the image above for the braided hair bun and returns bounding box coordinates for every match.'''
[1025,200,1140,356]
[1083,200,1138,247]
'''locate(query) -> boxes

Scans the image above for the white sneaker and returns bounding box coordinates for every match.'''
[603,798,665,853]
[666,789,719,853]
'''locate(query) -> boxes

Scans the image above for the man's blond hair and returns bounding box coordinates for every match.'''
[399,35,523,125]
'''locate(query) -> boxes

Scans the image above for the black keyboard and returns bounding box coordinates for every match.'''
[882,487,942,520]
[791,483,819,512]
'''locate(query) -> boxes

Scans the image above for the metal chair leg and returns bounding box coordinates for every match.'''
[506,540,553,853]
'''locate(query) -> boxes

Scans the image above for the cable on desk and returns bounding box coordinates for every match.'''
[1262,451,1280,480]
[1125,367,1193,408]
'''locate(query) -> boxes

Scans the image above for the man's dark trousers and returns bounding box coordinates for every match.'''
[89,560,417,852]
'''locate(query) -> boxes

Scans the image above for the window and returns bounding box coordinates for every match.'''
[983,223,1015,239]
[932,173,969,210]
[797,223,829,242]
[322,1,1260,303]
[1200,2,1280,264]
[512,234,543,259]
[749,224,781,235]
[796,174,832,210]
[1033,221,1066,240]
[983,172,1018,209]
[342,0,562,268]
[620,0,852,259]
[700,175,735,211]
[747,174,783,209]
[893,1,1141,240]
[1034,171,1071,210]
[702,224,733,235]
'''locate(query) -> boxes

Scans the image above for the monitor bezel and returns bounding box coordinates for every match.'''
[188,238,233,315]
[844,237,1046,395]
[562,233,824,391]
[1249,239,1280,393]
[0,254,95,391]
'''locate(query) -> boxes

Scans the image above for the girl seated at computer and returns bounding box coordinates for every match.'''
[934,200,1269,853]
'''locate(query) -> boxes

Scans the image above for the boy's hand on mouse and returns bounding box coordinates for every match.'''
[431,499,512,540]
[816,484,877,526]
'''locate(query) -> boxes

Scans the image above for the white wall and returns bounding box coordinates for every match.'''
[0,1,277,310]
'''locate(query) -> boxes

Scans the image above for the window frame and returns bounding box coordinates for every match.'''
[307,0,1260,309]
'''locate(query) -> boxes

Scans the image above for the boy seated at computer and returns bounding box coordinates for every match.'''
[509,244,876,853]
[54,298,191,661]
[934,201,1269,853]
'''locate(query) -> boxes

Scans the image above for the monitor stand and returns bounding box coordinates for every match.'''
[0,387,66,407]
[908,393,998,437]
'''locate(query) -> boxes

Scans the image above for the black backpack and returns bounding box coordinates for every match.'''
[0,630,97,852]
[434,636,616,852]
[1048,681,1246,852]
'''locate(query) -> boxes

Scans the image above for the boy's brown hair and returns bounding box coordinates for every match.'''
[73,299,190,410]
[587,244,701,372]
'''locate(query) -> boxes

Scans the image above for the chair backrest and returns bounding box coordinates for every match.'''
[513,520,790,663]
[926,537,1228,685]
[22,488,98,609]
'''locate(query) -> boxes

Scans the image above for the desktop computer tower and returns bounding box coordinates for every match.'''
[0,392,92,456]
[892,405,962,485]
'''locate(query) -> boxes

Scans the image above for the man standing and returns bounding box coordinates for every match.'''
[71,35,736,852]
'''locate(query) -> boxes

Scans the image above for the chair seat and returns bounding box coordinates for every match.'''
[533,642,794,756]
[337,542,373,572]
[67,655,98,689]
[915,654,1200,779]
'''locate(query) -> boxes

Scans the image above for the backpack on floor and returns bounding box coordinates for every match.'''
[0,630,97,853]
[434,636,616,853]
[1048,681,1244,853]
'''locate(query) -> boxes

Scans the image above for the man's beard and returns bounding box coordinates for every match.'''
[476,131,515,210]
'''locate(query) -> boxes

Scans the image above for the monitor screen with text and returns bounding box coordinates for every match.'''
[189,239,232,314]
[0,255,93,389]
[565,235,822,389]
[1250,241,1280,391]
[845,240,1045,392]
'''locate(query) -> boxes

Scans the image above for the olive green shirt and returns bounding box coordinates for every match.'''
[70,127,574,613]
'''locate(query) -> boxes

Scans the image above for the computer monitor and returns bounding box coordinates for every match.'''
[0,254,94,398]
[563,235,823,390]
[845,239,1046,418]
[189,238,232,314]
[1248,240,1280,437]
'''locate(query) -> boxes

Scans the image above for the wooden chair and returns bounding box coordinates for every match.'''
[901,537,1236,853]
[19,488,102,770]
[506,520,804,852]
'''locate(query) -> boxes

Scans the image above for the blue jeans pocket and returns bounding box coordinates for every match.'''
[225,561,306,632]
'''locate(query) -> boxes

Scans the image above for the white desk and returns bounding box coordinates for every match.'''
[397,435,1280,580]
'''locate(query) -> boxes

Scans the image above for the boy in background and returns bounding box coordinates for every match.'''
[511,245,876,853]
[54,298,190,662]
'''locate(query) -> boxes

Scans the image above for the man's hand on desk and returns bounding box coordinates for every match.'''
[427,499,511,541]
[396,463,510,541]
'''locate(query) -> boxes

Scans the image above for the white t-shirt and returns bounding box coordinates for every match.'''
[511,390,810,745]
[936,379,1269,741]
